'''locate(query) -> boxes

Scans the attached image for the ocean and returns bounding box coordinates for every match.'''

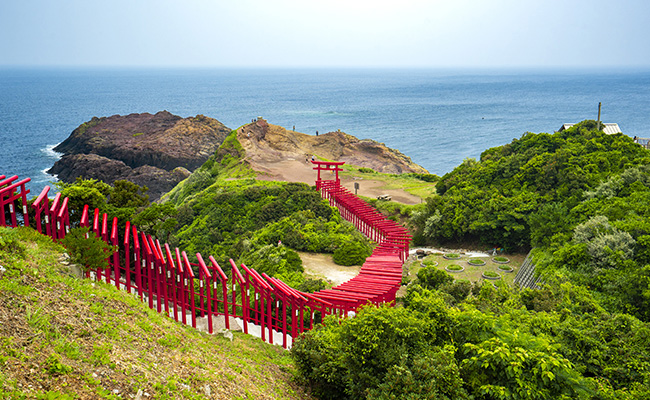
[1,67,649,196]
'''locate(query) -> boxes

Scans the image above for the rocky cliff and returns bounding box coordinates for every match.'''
[239,119,428,174]
[49,111,230,200]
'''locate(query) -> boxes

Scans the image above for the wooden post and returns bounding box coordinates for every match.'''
[597,102,602,131]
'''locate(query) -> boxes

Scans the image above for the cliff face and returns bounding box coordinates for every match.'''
[49,111,230,200]
[239,119,428,174]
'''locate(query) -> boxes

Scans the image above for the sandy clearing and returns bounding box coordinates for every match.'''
[298,251,362,286]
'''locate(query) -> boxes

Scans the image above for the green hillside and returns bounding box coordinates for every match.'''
[160,130,372,288]
[414,120,650,251]
[410,121,650,320]
[0,227,311,400]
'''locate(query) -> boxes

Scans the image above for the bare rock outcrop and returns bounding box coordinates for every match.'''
[239,119,428,174]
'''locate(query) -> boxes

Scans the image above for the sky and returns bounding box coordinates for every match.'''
[1,0,649,68]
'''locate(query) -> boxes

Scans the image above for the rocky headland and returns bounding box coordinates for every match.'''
[239,119,428,176]
[48,111,231,200]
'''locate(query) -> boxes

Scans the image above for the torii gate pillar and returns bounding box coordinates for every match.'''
[311,160,345,189]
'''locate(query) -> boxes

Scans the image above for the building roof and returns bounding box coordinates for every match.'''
[559,123,622,135]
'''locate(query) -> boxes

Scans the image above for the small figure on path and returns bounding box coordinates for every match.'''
[316,130,318,136]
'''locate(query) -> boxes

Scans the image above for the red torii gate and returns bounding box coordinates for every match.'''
[312,160,345,190]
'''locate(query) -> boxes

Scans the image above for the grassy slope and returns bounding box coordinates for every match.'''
[0,227,311,400]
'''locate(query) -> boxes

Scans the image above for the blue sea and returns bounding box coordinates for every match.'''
[1,67,650,196]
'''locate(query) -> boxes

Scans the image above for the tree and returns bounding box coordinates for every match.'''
[132,202,178,242]
[60,227,117,273]
[461,331,589,400]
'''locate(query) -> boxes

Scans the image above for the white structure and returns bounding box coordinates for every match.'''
[558,123,622,135]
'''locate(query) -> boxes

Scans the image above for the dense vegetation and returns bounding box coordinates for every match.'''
[414,120,650,250]
[0,227,310,399]
[411,120,650,320]
[292,279,650,400]
[170,179,371,287]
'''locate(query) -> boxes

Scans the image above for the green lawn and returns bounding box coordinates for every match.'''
[406,252,527,286]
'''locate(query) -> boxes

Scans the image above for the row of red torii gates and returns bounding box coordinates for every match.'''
[1,162,410,348]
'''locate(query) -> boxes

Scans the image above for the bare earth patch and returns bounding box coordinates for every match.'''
[240,121,426,205]
[298,251,361,286]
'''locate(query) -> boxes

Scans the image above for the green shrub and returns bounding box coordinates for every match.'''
[421,258,438,266]
[366,346,468,400]
[290,319,347,400]
[447,264,463,271]
[417,265,453,290]
[297,278,328,293]
[405,173,439,183]
[333,241,371,266]
[0,228,26,259]
[441,280,473,303]
[461,332,587,399]
[358,167,375,173]
[59,227,117,273]
[340,305,431,399]
[240,244,303,276]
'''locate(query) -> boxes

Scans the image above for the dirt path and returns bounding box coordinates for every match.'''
[339,176,421,205]
[298,251,361,286]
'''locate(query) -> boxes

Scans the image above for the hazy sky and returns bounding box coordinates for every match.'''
[1,0,649,68]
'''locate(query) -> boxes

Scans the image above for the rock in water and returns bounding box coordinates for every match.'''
[48,111,230,200]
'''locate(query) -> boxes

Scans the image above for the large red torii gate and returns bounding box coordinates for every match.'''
[312,160,345,190]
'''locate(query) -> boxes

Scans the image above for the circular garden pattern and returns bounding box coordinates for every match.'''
[482,270,501,280]
[420,259,439,268]
[492,256,510,264]
[445,264,464,273]
[497,264,514,273]
[467,258,486,266]
[443,253,461,260]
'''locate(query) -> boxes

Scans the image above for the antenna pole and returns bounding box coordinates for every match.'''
[597,102,602,131]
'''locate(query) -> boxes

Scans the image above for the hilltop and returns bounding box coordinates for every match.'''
[239,118,428,177]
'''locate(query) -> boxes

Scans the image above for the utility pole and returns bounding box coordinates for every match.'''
[597,102,602,131]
